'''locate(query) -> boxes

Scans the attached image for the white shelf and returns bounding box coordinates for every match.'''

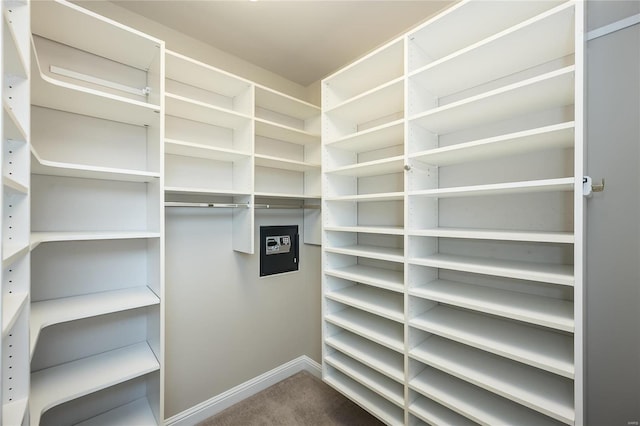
[325,155,404,178]
[254,154,319,172]
[324,225,404,236]
[324,192,404,202]
[326,285,403,323]
[165,92,251,129]
[165,187,251,197]
[324,264,403,293]
[2,398,29,426]
[325,351,404,407]
[255,118,319,145]
[2,291,28,337]
[2,242,29,267]
[324,119,403,152]
[408,227,574,244]
[30,342,160,426]
[410,66,575,134]
[409,3,575,98]
[409,395,477,426]
[324,372,403,426]
[253,192,320,201]
[410,305,574,378]
[31,149,160,183]
[411,335,574,424]
[409,177,575,199]
[30,286,160,355]
[410,366,563,426]
[255,85,319,121]
[410,122,575,166]
[165,138,250,162]
[325,77,404,124]
[2,175,28,194]
[325,331,404,382]
[30,231,160,250]
[74,397,157,426]
[325,307,404,354]
[408,252,573,286]
[325,244,403,263]
[410,279,573,331]
[2,101,27,145]
[2,6,29,78]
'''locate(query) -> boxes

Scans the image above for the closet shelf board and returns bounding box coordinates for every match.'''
[324,192,404,202]
[325,307,404,353]
[253,192,321,201]
[74,397,157,426]
[410,305,574,378]
[30,231,160,250]
[325,244,404,263]
[409,366,563,426]
[324,264,404,293]
[2,175,28,194]
[411,335,574,424]
[408,252,574,286]
[407,227,574,244]
[30,342,160,426]
[409,66,575,135]
[164,187,251,197]
[324,225,404,236]
[3,99,28,142]
[325,351,405,407]
[2,243,29,268]
[255,118,319,145]
[165,92,251,129]
[3,398,29,426]
[410,279,574,331]
[409,122,575,167]
[31,150,160,183]
[325,331,404,382]
[409,396,478,426]
[409,177,575,199]
[2,291,28,337]
[254,154,320,172]
[325,156,404,178]
[30,286,160,357]
[165,139,250,162]
[255,85,320,121]
[324,119,404,152]
[409,3,575,98]
[325,77,404,124]
[3,7,28,78]
[326,285,404,323]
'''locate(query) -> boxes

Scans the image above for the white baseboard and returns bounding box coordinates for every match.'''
[164,355,322,426]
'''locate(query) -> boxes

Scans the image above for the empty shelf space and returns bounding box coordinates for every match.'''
[408,227,574,244]
[3,398,29,426]
[165,138,250,162]
[324,225,404,236]
[31,150,159,183]
[74,397,157,426]
[410,279,573,331]
[325,351,404,407]
[255,119,319,145]
[410,122,575,167]
[410,366,564,426]
[325,245,403,263]
[326,285,404,322]
[2,6,29,78]
[410,177,574,199]
[325,264,403,293]
[325,77,404,124]
[409,3,575,98]
[30,342,160,426]
[255,85,320,121]
[325,156,404,178]
[165,92,251,129]
[30,231,160,250]
[2,291,28,337]
[324,192,404,202]
[324,119,403,152]
[411,335,574,424]
[2,242,29,267]
[410,66,575,134]
[325,331,404,382]
[410,395,477,426]
[324,371,404,426]
[254,154,319,172]
[30,286,160,355]
[325,307,404,352]
[410,305,574,378]
[408,252,573,286]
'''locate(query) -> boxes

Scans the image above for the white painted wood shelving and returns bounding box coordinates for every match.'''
[28,1,164,424]
[321,1,584,425]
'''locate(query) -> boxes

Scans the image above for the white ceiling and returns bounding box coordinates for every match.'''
[110,0,454,86]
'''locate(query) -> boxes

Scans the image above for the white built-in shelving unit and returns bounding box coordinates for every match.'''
[164,51,321,250]
[321,1,584,424]
[28,0,164,424]
[1,0,30,424]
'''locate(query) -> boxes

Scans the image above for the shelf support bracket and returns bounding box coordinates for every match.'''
[583,176,605,197]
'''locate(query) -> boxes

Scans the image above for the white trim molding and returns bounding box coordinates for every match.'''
[164,355,322,426]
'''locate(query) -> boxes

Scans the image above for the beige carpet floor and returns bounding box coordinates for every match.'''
[197,371,384,425]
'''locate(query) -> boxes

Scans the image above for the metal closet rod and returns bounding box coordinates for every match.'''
[164,202,320,210]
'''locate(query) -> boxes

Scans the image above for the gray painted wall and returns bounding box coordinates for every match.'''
[586,2,640,425]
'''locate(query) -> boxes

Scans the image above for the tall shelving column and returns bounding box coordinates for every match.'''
[164,50,255,253]
[405,1,582,425]
[321,38,406,425]
[1,0,30,424]
[29,1,164,424]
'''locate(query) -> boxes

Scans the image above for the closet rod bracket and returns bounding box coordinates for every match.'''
[583,176,605,197]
